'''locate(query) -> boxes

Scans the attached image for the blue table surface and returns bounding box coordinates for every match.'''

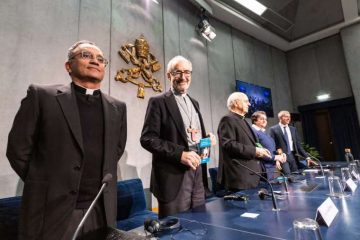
[169,171,360,240]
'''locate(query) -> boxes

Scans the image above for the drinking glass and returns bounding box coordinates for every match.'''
[349,163,360,181]
[328,176,345,198]
[341,167,351,184]
[354,160,360,169]
[293,218,323,240]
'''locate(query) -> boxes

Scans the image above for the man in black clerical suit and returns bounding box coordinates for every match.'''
[268,110,315,172]
[140,55,215,218]
[217,92,271,191]
[7,40,127,240]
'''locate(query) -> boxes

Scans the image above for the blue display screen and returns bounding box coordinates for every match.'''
[235,80,274,117]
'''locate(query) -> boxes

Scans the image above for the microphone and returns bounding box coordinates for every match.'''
[258,188,272,200]
[72,173,113,240]
[223,194,249,201]
[253,171,289,193]
[295,153,325,178]
[257,188,285,201]
[232,159,279,211]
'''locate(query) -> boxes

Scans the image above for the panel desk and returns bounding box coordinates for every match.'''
[158,171,360,240]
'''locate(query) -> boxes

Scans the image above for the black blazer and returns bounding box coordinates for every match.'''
[140,90,206,203]
[217,112,262,190]
[7,83,127,240]
[268,124,309,158]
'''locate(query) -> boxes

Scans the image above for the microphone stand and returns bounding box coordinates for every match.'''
[72,173,113,240]
[276,171,289,193]
[232,159,279,211]
[296,153,325,178]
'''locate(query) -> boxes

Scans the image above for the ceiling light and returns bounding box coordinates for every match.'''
[197,9,216,42]
[235,0,267,16]
[317,94,330,101]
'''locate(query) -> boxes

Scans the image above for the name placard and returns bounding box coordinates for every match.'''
[344,178,357,192]
[240,212,259,219]
[315,197,338,227]
[350,170,359,180]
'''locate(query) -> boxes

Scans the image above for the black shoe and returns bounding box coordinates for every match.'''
[204,187,214,198]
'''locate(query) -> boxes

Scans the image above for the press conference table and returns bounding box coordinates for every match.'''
[159,169,360,240]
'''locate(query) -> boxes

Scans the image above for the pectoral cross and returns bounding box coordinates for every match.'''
[187,127,199,142]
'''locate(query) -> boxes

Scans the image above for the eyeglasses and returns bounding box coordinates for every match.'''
[170,70,192,78]
[70,51,108,66]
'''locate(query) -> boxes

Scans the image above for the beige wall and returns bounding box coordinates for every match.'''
[0,0,295,198]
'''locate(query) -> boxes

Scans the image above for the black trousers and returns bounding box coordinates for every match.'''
[61,201,106,240]
[286,152,299,173]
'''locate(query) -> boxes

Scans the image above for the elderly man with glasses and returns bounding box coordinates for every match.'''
[217,92,272,192]
[140,55,216,218]
[7,40,127,240]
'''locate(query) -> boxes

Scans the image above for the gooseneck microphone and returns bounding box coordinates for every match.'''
[258,188,272,200]
[296,153,325,178]
[253,171,289,193]
[232,159,279,211]
[72,173,113,240]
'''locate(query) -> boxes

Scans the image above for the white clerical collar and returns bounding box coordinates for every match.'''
[252,124,265,132]
[229,110,246,119]
[73,83,101,95]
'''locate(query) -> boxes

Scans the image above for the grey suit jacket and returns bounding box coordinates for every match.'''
[7,83,127,240]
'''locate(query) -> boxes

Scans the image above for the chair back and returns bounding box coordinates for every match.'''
[116,178,146,220]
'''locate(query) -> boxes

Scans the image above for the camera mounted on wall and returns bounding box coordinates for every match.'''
[197,8,216,42]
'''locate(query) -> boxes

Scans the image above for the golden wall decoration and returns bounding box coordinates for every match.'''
[114,35,163,98]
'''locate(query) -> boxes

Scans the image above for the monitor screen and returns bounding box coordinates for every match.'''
[235,80,274,117]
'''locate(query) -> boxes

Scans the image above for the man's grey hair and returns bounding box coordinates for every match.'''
[67,40,97,60]
[166,55,192,73]
[278,110,290,119]
[227,92,247,110]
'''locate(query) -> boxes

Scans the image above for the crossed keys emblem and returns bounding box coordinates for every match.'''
[114,35,163,98]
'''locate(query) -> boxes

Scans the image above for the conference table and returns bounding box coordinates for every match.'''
[155,166,360,240]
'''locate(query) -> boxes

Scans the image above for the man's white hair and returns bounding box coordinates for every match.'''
[227,92,247,110]
[278,110,290,119]
[166,55,192,73]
